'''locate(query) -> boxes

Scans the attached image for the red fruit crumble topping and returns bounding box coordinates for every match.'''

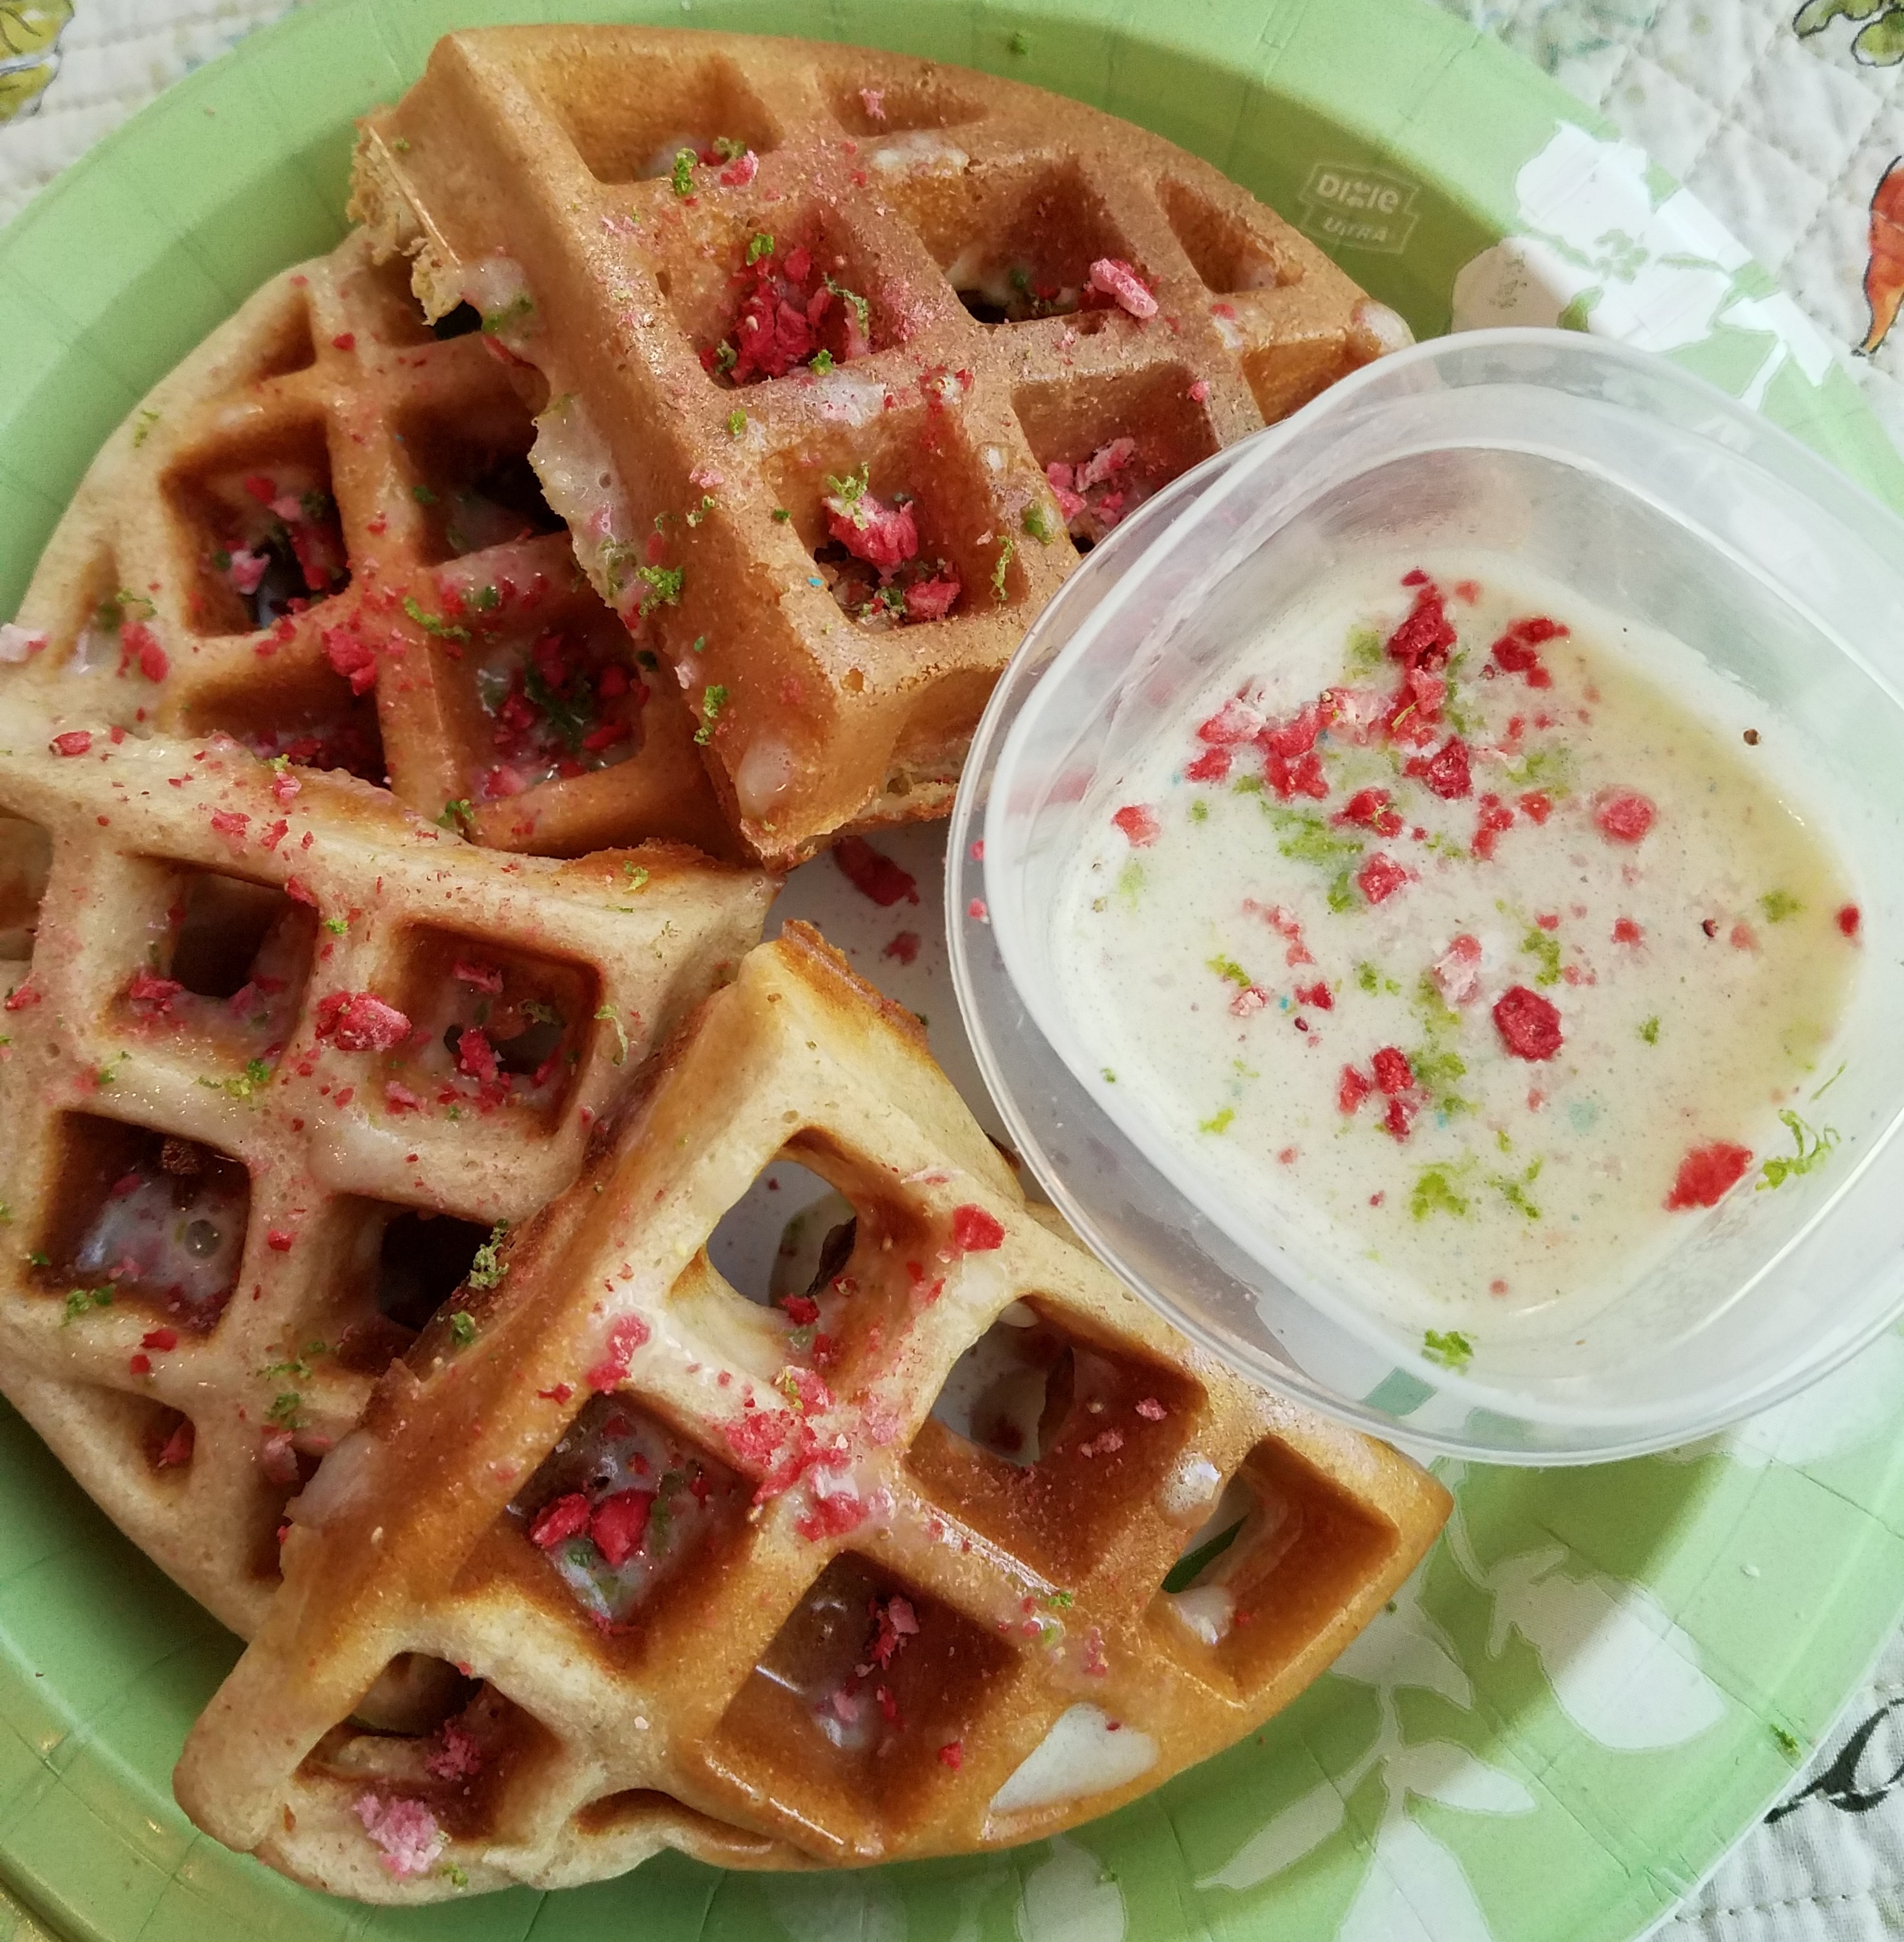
[832,837,919,907]
[951,1205,1006,1252]
[514,1394,740,1629]
[1492,986,1563,1061]
[703,234,874,385]
[1665,1142,1754,1210]
[812,462,961,626]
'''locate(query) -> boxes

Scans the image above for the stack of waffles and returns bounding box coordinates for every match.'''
[347,26,1408,864]
[0,24,1443,1907]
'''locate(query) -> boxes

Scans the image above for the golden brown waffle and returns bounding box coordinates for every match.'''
[351,28,1412,866]
[174,924,1446,1902]
[0,728,773,1643]
[0,229,740,861]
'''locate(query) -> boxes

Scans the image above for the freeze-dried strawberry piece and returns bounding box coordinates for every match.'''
[1490,616,1563,687]
[952,1205,1005,1251]
[1264,746,1328,800]
[1492,985,1562,1061]
[354,1795,444,1880]
[1407,735,1473,800]
[1337,1065,1372,1113]
[1665,1141,1754,1210]
[314,991,412,1052]
[1185,747,1230,783]
[586,1314,650,1392]
[1112,803,1160,847]
[120,620,169,683]
[1356,853,1409,904]
[826,492,917,570]
[1839,904,1862,938]
[1335,786,1403,836]
[529,1492,591,1550]
[1087,258,1158,319]
[50,730,91,756]
[589,1489,655,1568]
[1471,794,1516,861]
[426,1721,483,1782]
[1612,917,1643,946]
[1295,980,1334,1011]
[1431,933,1483,1006]
[1592,789,1655,844]
[322,623,379,695]
[1384,581,1456,673]
[1383,1094,1418,1141]
[833,837,919,907]
[1075,437,1136,491]
[1196,696,1263,745]
[1259,703,1322,760]
[455,1027,499,1082]
[1371,1047,1414,1095]
[127,970,183,1016]
[903,573,960,622]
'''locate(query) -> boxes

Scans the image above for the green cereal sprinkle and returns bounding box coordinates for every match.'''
[1519,926,1563,987]
[467,1223,509,1292]
[401,594,469,643]
[594,1004,629,1065]
[1758,1111,1838,1191]
[1422,1328,1473,1371]
[1760,890,1803,923]
[635,564,683,614]
[1198,1107,1235,1135]
[1410,1168,1471,1223]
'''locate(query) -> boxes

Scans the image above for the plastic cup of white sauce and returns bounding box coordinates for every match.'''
[948,327,1904,1463]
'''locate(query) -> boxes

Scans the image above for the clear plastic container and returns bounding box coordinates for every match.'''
[947,327,1904,1463]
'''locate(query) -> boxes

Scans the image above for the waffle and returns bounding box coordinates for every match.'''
[0,228,742,863]
[174,923,1447,1902]
[349,28,1412,866]
[0,729,773,1644]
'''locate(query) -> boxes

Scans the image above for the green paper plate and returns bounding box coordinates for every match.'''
[6,3,1904,1938]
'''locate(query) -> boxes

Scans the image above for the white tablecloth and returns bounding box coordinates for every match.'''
[6,3,1904,1937]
